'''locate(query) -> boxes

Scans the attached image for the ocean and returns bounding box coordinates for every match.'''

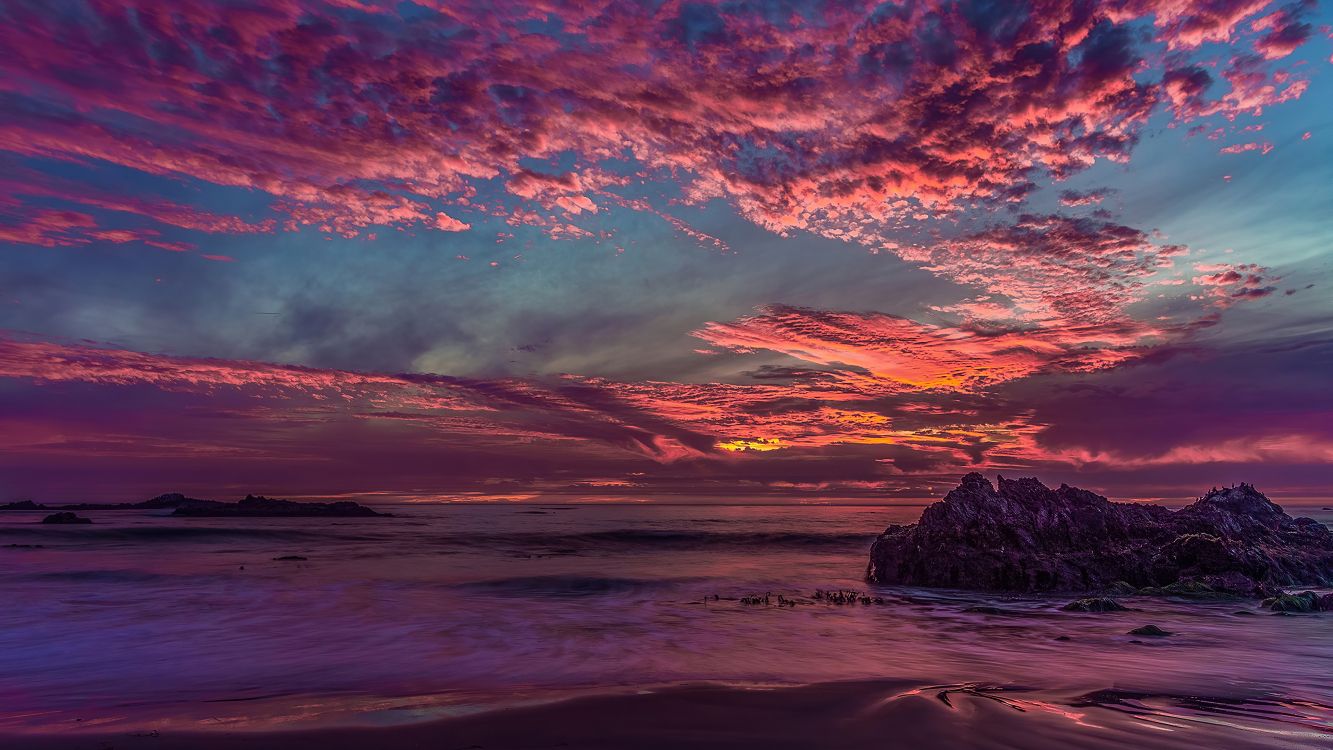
[2,502,1331,744]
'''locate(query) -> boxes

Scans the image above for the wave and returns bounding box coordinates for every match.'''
[0,525,873,552]
[21,569,173,584]
[457,574,691,598]
[459,529,875,551]
[1072,688,1333,736]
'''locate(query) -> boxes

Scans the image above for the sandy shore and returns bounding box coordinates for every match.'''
[4,679,1321,750]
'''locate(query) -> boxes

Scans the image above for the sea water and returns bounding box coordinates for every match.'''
[1,502,1330,741]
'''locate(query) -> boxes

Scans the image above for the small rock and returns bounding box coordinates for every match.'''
[1136,580,1231,599]
[1128,624,1171,637]
[273,555,308,561]
[1262,591,1320,612]
[963,606,1008,615]
[1103,581,1138,597]
[1054,635,1072,641]
[1232,610,1257,616]
[41,512,91,525]
[1062,598,1127,612]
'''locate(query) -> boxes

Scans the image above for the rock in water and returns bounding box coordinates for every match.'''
[41,512,92,524]
[1061,598,1127,612]
[1262,591,1333,612]
[171,495,389,518]
[867,474,1333,595]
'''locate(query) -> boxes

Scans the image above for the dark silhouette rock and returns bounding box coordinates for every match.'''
[273,555,309,561]
[963,605,1010,615]
[867,474,1333,596]
[171,495,389,518]
[138,493,197,509]
[18,491,377,516]
[4,493,206,512]
[41,512,91,525]
[1128,625,1171,637]
[1,500,47,511]
[1061,598,1127,612]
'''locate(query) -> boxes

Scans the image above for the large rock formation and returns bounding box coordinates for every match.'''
[867,474,1333,596]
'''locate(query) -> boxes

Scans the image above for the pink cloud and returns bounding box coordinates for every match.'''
[693,305,1153,393]
[1219,141,1274,154]
[1057,188,1113,207]
[1064,434,1333,467]
[1250,0,1316,58]
[432,212,471,232]
[895,215,1188,327]
[1190,262,1276,305]
[0,0,1314,248]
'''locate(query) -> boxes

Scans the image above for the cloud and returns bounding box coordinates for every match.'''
[0,332,722,464]
[0,166,272,254]
[1189,262,1276,305]
[432,212,471,232]
[1057,188,1113,207]
[1249,0,1316,59]
[1219,141,1274,154]
[897,214,1188,327]
[0,0,1313,248]
[693,304,1153,392]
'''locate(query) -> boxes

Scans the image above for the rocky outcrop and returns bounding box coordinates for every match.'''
[171,494,389,517]
[6,493,386,517]
[1,500,46,511]
[41,512,92,524]
[867,474,1333,596]
[2,493,203,512]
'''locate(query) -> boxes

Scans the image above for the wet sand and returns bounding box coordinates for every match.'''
[5,679,1322,750]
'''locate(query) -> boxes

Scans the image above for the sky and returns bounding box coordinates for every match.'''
[1,0,1331,503]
